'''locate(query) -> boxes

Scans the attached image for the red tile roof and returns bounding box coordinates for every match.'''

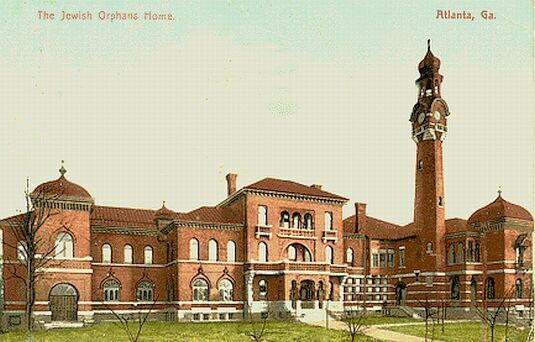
[180,207,242,224]
[244,178,348,201]
[90,206,163,229]
[445,218,474,233]
[33,175,92,200]
[343,215,415,240]
[468,195,533,224]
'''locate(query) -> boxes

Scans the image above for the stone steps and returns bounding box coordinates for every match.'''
[44,321,84,330]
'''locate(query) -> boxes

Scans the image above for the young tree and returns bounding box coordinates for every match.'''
[104,300,156,342]
[341,309,365,342]
[417,294,437,342]
[248,310,268,342]
[1,178,68,341]
[474,285,515,342]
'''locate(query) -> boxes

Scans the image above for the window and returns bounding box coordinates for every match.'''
[451,276,460,300]
[292,213,301,229]
[456,243,464,264]
[144,246,153,264]
[219,279,234,301]
[227,241,236,262]
[288,245,297,261]
[137,281,154,301]
[475,243,481,262]
[124,245,133,264]
[324,212,333,230]
[303,248,312,262]
[467,241,474,262]
[516,278,523,299]
[447,244,455,265]
[325,246,334,264]
[189,239,199,260]
[103,280,120,302]
[434,79,439,94]
[387,249,395,267]
[258,242,268,262]
[346,248,354,264]
[192,278,209,301]
[304,213,313,229]
[485,278,495,300]
[418,160,423,170]
[208,239,218,261]
[258,206,267,226]
[259,280,268,300]
[55,232,73,258]
[379,250,386,268]
[279,211,290,228]
[426,242,433,254]
[372,252,379,268]
[399,247,405,267]
[102,243,112,263]
[438,196,443,207]
[17,241,27,261]
[515,235,526,267]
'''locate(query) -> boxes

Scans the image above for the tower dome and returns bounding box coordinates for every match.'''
[32,164,92,202]
[418,39,441,74]
[468,192,533,224]
[154,201,174,219]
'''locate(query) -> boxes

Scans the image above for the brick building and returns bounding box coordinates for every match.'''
[0,42,532,328]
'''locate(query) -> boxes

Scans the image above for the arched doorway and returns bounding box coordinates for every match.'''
[395,282,407,305]
[299,280,315,308]
[49,283,78,321]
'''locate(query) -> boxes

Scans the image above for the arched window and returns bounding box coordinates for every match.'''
[280,211,290,228]
[227,240,236,262]
[451,276,460,300]
[288,245,297,261]
[304,248,312,262]
[304,213,313,229]
[55,232,73,258]
[103,280,120,302]
[326,246,334,264]
[467,241,474,262]
[219,279,234,301]
[259,279,268,300]
[456,243,464,264]
[292,213,301,229]
[192,278,209,301]
[189,239,199,260]
[144,246,153,264]
[485,278,495,300]
[208,239,218,261]
[258,242,268,262]
[434,79,439,94]
[102,243,112,263]
[124,245,133,264]
[447,244,455,265]
[17,241,27,261]
[258,205,267,226]
[515,235,527,267]
[137,281,154,301]
[475,243,481,262]
[516,278,523,299]
[324,212,333,230]
[426,242,433,254]
[346,248,354,264]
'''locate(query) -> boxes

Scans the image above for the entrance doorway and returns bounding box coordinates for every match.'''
[395,282,407,305]
[299,280,315,308]
[49,283,78,321]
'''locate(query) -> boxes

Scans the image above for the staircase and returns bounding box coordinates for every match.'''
[396,306,423,320]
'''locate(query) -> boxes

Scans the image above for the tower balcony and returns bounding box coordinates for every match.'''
[278,227,316,239]
[255,225,272,239]
[322,229,338,243]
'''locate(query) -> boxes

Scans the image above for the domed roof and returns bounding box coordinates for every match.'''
[154,201,174,219]
[418,39,441,73]
[468,193,533,224]
[32,165,92,201]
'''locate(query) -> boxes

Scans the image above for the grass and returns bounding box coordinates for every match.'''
[384,322,529,342]
[357,316,417,325]
[0,320,377,341]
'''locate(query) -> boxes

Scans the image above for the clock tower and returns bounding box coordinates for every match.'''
[410,40,450,270]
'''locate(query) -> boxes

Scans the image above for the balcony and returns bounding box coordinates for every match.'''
[322,230,338,243]
[255,225,272,239]
[247,261,347,274]
[278,227,316,240]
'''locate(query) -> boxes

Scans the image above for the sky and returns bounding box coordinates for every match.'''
[0,1,533,225]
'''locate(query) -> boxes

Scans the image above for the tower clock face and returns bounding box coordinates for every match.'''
[434,111,441,120]
[418,113,425,124]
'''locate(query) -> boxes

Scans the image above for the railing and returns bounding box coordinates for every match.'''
[278,227,316,239]
[255,225,272,239]
[247,261,347,274]
[322,230,338,243]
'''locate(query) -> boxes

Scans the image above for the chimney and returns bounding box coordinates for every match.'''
[311,184,322,190]
[355,202,367,233]
[226,173,237,196]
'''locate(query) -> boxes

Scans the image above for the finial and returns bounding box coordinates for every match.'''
[497,186,502,196]
[59,160,66,176]
[162,200,166,207]
[427,39,431,51]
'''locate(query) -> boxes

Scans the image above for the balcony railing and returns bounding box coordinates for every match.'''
[247,261,347,274]
[322,230,338,243]
[255,225,272,239]
[278,227,316,239]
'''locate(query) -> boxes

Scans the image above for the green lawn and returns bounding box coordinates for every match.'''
[0,321,376,341]
[385,322,529,342]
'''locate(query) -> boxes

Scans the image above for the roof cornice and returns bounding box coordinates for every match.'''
[217,188,347,208]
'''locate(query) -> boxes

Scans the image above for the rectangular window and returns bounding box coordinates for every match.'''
[219,313,226,320]
[193,313,200,321]
[399,247,405,267]
[426,276,433,287]
[228,313,235,320]
[372,253,379,268]
[379,251,386,268]
[387,249,395,267]
[203,313,210,321]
